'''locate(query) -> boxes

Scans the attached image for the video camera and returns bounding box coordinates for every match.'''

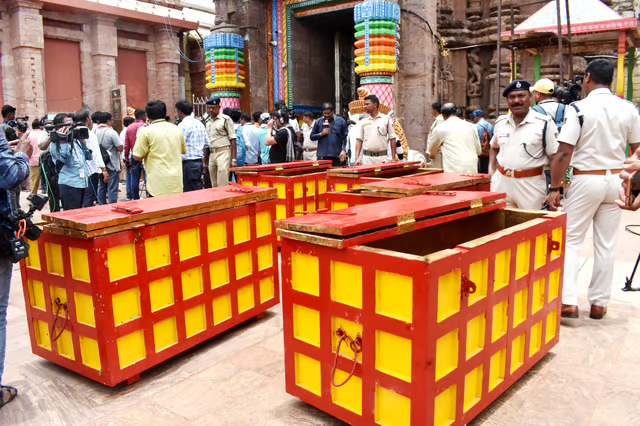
[44,121,90,143]
[1,193,48,263]
[555,75,583,105]
[7,116,30,134]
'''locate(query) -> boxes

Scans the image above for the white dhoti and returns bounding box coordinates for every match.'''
[490,172,547,210]
[562,173,622,307]
[302,151,317,161]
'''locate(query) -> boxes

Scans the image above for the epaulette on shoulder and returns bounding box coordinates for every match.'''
[495,115,508,124]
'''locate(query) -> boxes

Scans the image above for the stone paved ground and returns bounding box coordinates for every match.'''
[2,189,640,425]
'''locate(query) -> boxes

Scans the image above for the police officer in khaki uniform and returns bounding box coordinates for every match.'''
[489,80,558,210]
[354,94,397,165]
[546,59,640,320]
[204,97,236,187]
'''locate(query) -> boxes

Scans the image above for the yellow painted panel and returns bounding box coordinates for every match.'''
[549,268,560,302]
[464,365,483,413]
[515,240,530,279]
[257,244,273,270]
[532,278,545,314]
[530,321,542,356]
[331,261,362,309]
[332,201,349,210]
[237,284,255,313]
[235,251,253,280]
[184,304,206,338]
[233,215,251,244]
[436,329,458,381]
[335,183,348,191]
[534,234,548,270]
[332,316,363,360]
[468,258,488,305]
[353,184,361,189]
[256,211,272,237]
[182,266,203,300]
[294,352,321,396]
[292,252,319,297]
[510,332,526,373]
[117,329,146,368]
[107,244,137,282]
[28,280,46,310]
[276,204,287,220]
[494,249,511,290]
[513,287,528,327]
[318,199,326,210]
[210,259,230,289]
[294,182,303,198]
[293,304,320,347]
[259,276,275,303]
[492,299,508,342]
[294,203,303,214]
[50,285,67,307]
[376,330,412,383]
[306,201,316,212]
[257,181,270,188]
[178,228,201,261]
[153,316,178,352]
[149,276,174,312]
[331,368,362,415]
[213,293,232,325]
[34,319,51,350]
[207,221,227,252]
[545,309,558,343]
[145,235,171,270]
[438,269,461,323]
[25,238,40,269]
[434,384,457,426]
[45,242,63,276]
[376,270,412,323]
[551,227,563,259]
[242,180,254,186]
[274,182,286,199]
[75,292,95,327]
[69,247,90,282]
[112,287,141,326]
[375,385,411,426]
[489,346,506,391]
[55,329,75,360]
[318,179,327,194]
[79,336,101,370]
[466,313,485,360]
[306,180,316,196]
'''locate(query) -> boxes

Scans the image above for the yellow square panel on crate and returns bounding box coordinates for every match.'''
[293,304,320,347]
[434,384,457,426]
[210,259,229,289]
[33,319,51,350]
[27,280,45,310]
[185,304,206,338]
[515,240,531,279]
[335,183,348,191]
[256,211,272,237]
[257,181,270,188]
[375,385,411,426]
[25,238,40,269]
[318,200,326,210]
[179,228,201,261]
[549,268,560,302]
[376,330,412,382]
[69,247,90,282]
[207,221,227,252]
[332,316,362,360]
[75,292,95,327]
[546,309,558,343]
[292,252,319,297]
[532,278,545,314]
[182,266,204,300]
[511,332,526,373]
[376,270,412,323]
[107,244,137,281]
[332,202,348,210]
[117,329,146,369]
[294,182,303,198]
[55,329,75,360]
[438,269,461,322]
[258,244,273,270]
[464,365,483,412]
[213,293,232,325]
[513,287,528,328]
[233,215,251,244]
[353,184,361,189]
[489,346,506,391]
[492,299,508,342]
[273,182,286,199]
[149,276,174,312]
[294,204,303,214]
[551,227,563,259]
[318,179,327,194]
[237,284,255,313]
[331,261,362,309]
[436,329,458,381]
[45,242,63,276]
[469,258,488,305]
[112,287,141,326]
[235,251,253,280]
[306,200,316,212]
[79,335,101,370]
[50,285,67,307]
[534,234,548,270]
[260,276,275,303]
[530,321,542,356]
[241,180,254,186]
[294,352,321,396]
[276,204,287,220]
[466,313,485,360]
[153,316,178,352]
[331,369,362,415]
[494,249,511,291]
[145,235,171,270]
[306,180,316,196]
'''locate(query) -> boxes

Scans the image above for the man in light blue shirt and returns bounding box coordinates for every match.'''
[243,112,262,165]
[176,100,208,192]
[472,109,493,173]
[258,113,270,165]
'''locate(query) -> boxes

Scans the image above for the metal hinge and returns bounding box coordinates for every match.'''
[397,212,415,234]
[461,273,477,299]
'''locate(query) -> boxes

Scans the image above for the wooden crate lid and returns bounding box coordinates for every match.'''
[42,185,277,233]
[276,190,505,237]
[362,172,490,195]
[327,161,424,177]
[231,160,332,175]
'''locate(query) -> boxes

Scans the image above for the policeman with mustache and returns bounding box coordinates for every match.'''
[488,80,559,210]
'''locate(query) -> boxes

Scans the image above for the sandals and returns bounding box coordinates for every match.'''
[0,385,18,409]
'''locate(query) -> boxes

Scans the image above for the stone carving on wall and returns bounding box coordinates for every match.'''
[467,49,482,97]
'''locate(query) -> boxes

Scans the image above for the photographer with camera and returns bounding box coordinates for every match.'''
[95,112,123,204]
[1,105,18,144]
[73,109,108,208]
[266,109,297,164]
[38,113,72,212]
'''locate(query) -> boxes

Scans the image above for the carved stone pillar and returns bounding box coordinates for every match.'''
[90,15,118,112]
[153,26,181,108]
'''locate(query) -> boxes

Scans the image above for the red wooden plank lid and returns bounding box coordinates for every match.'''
[276,190,505,236]
[232,160,332,174]
[327,161,422,176]
[42,185,276,232]
[363,172,490,194]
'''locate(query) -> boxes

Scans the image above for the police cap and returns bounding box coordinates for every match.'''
[502,80,531,97]
[205,97,221,106]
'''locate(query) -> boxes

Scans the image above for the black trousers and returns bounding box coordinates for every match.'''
[478,156,489,174]
[318,156,345,167]
[183,159,204,192]
[59,184,85,211]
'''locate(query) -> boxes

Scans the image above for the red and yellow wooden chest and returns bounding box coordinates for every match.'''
[20,186,280,386]
[327,161,438,192]
[276,192,566,425]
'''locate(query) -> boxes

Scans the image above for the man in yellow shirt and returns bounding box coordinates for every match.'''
[133,100,186,197]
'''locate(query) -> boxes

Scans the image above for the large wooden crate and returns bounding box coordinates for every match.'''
[20,186,280,386]
[327,162,439,192]
[277,192,566,425]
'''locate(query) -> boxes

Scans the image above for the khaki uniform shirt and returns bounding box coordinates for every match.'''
[490,109,558,170]
[206,113,236,149]
[357,113,397,152]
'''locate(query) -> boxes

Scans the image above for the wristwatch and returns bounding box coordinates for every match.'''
[549,186,563,194]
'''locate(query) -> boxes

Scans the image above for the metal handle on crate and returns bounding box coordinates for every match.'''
[548,239,560,254]
[461,273,477,299]
[50,297,69,342]
[330,327,362,387]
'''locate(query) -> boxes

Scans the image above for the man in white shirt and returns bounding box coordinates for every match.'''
[426,102,444,167]
[301,112,317,161]
[546,59,640,320]
[76,109,107,207]
[427,103,481,173]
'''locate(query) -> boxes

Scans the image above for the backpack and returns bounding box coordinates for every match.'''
[478,125,491,157]
[532,103,566,131]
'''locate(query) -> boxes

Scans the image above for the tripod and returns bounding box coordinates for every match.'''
[623,225,640,292]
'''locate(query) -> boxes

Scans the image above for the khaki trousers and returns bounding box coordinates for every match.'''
[361,154,390,166]
[490,172,547,211]
[209,147,231,187]
[30,166,40,194]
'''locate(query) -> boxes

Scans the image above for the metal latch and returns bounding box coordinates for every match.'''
[548,239,560,254]
[397,212,415,234]
[424,191,457,196]
[461,273,477,299]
